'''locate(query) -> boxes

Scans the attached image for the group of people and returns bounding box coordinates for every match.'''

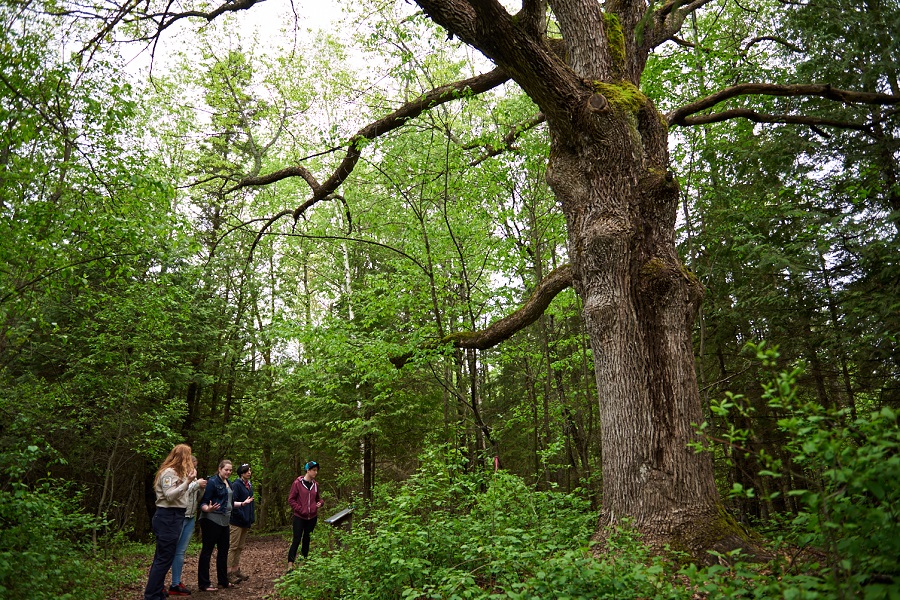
[144,445,323,599]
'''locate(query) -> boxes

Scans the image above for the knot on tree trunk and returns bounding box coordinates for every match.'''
[587,93,608,112]
[637,257,703,302]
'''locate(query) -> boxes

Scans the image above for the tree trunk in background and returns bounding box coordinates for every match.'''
[363,429,374,502]
[258,447,271,529]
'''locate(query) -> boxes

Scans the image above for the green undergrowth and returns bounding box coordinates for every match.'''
[278,386,900,600]
[695,344,900,599]
[0,446,148,600]
[277,447,668,599]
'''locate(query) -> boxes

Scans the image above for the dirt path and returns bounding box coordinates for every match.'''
[118,534,291,600]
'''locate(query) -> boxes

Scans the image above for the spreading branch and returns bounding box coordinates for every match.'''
[229,66,510,217]
[390,264,573,368]
[152,0,266,36]
[467,112,546,166]
[743,36,804,55]
[668,83,900,128]
[674,109,871,131]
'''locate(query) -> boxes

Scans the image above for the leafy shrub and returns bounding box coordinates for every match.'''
[278,446,693,600]
[691,344,900,599]
[0,445,141,600]
[773,398,900,596]
[0,481,100,599]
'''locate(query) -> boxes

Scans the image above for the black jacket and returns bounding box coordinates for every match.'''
[230,478,255,528]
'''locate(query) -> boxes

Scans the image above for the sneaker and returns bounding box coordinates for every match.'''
[169,583,192,596]
[236,571,250,582]
[227,573,242,585]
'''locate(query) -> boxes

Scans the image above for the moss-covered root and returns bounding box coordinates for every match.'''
[592,507,772,566]
[676,507,772,565]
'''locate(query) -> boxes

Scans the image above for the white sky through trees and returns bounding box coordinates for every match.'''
[122,0,343,76]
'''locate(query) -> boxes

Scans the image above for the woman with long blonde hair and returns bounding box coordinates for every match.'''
[144,444,197,600]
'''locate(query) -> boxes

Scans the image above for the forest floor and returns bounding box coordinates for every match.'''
[116,533,291,600]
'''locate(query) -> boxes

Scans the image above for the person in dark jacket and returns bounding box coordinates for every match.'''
[287,461,324,569]
[227,463,255,584]
[197,459,235,591]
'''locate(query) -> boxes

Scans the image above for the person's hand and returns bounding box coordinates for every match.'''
[316,500,323,508]
[204,502,221,512]
[245,496,254,504]
[187,468,197,481]
[198,478,207,489]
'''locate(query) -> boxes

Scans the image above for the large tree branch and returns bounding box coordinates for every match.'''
[229,66,510,216]
[667,83,900,127]
[641,0,719,50]
[415,0,586,128]
[673,109,872,131]
[390,264,573,368]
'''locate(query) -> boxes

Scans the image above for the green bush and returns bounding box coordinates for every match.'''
[0,445,144,600]
[0,479,101,599]
[277,446,694,600]
[774,402,900,597]
[689,344,900,599]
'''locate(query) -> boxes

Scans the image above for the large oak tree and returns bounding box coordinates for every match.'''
[68,0,899,556]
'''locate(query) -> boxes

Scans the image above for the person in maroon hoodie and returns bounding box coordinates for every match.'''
[287,461,324,569]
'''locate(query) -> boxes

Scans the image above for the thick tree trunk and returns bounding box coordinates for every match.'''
[545,88,743,557]
[408,0,759,559]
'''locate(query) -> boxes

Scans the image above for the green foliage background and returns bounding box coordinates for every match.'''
[0,0,898,597]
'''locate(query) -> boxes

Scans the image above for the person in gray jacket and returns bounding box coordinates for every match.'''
[144,444,197,600]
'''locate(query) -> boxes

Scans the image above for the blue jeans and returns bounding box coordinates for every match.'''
[144,507,186,600]
[170,516,196,586]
